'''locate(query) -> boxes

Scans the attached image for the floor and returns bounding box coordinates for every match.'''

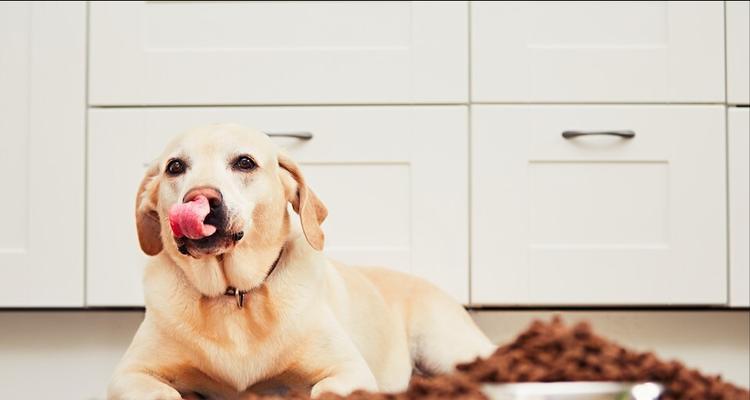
[0,310,747,400]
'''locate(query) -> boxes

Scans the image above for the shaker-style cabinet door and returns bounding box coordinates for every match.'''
[472,106,726,305]
[89,2,467,105]
[471,2,724,103]
[87,107,468,305]
[0,2,85,306]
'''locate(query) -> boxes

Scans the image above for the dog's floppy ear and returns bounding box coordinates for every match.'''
[135,162,163,256]
[278,152,327,251]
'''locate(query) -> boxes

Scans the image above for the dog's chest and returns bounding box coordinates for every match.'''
[180,306,294,392]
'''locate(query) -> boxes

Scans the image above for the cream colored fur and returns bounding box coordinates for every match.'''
[108,124,495,400]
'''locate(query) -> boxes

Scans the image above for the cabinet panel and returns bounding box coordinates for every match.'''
[729,108,749,307]
[727,1,750,105]
[472,106,726,305]
[87,107,468,305]
[89,2,467,105]
[0,2,85,307]
[471,2,724,103]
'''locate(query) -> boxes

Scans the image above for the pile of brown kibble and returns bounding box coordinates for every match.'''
[246,317,750,400]
[455,317,749,400]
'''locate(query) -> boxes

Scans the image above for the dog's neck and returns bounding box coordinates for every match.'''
[222,248,283,308]
[143,232,327,340]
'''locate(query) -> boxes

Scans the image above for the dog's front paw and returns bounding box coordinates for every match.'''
[117,388,182,400]
[112,387,182,400]
[310,375,378,398]
[108,374,183,400]
[150,387,183,400]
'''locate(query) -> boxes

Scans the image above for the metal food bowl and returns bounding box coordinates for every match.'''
[483,382,663,400]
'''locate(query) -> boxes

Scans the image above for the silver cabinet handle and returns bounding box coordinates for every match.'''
[266,131,314,140]
[562,130,635,139]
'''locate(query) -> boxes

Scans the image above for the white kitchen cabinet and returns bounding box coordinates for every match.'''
[727,1,750,105]
[471,106,726,305]
[88,2,467,106]
[87,107,468,306]
[0,2,85,306]
[729,108,749,307]
[471,2,725,103]
[0,1,736,309]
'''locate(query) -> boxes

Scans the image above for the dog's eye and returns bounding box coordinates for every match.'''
[166,159,186,176]
[233,156,257,171]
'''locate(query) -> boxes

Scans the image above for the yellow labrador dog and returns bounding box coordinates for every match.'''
[108,124,495,400]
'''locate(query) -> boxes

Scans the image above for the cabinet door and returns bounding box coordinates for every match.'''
[472,106,726,305]
[729,108,749,307]
[0,2,85,307]
[89,2,467,105]
[88,107,468,305]
[727,1,750,105]
[471,2,724,103]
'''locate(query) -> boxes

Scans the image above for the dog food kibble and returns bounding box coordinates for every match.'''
[168,195,217,239]
[456,317,749,400]
[241,317,749,400]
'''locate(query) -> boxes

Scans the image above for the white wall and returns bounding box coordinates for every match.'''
[0,311,747,400]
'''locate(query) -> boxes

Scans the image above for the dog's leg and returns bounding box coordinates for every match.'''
[310,367,377,398]
[408,291,496,375]
[107,371,182,400]
[307,343,379,398]
[108,320,187,400]
[294,315,379,397]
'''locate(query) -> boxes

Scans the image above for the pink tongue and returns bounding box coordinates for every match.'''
[168,195,217,240]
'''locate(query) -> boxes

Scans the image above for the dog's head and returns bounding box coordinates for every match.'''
[135,124,326,295]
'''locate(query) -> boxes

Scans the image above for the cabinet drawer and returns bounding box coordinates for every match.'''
[88,106,468,306]
[729,108,749,307]
[471,106,726,305]
[89,2,467,105]
[727,1,750,105]
[471,2,724,103]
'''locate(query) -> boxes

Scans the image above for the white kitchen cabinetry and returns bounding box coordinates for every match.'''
[727,1,750,105]
[89,2,467,106]
[471,106,726,305]
[0,1,741,309]
[471,2,725,103]
[0,2,86,306]
[729,108,749,307]
[87,107,468,306]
